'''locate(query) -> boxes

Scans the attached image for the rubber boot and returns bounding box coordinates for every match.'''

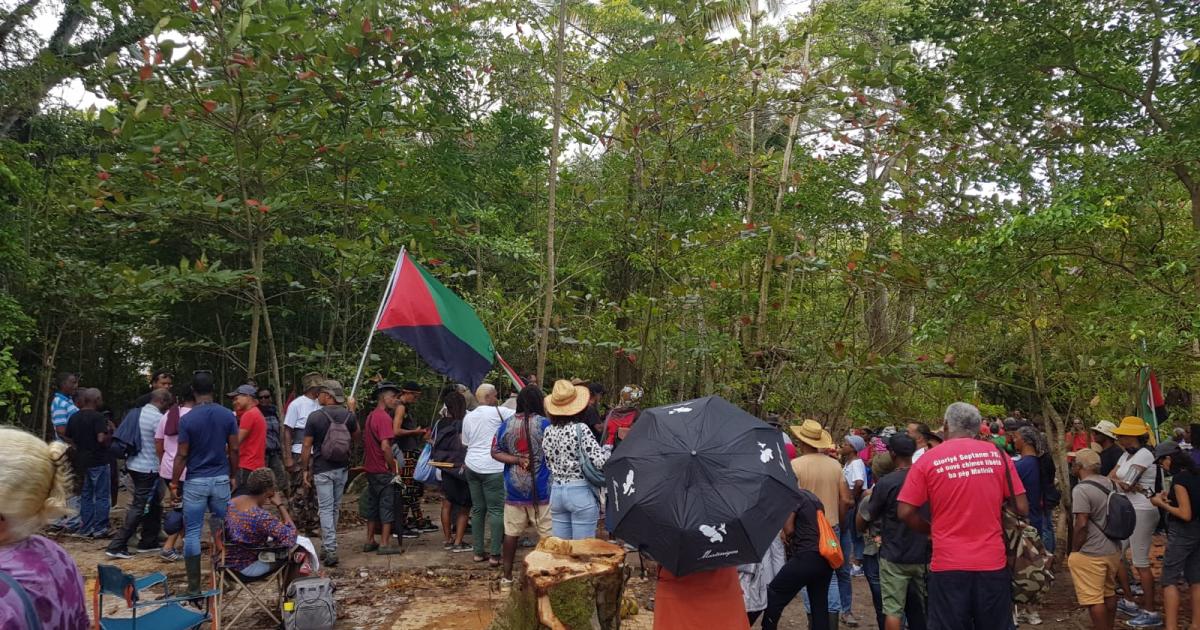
[184,555,202,596]
[829,612,840,630]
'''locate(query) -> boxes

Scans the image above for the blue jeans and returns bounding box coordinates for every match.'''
[550,481,598,540]
[802,525,842,613]
[863,554,883,629]
[837,517,854,612]
[1039,514,1055,553]
[80,464,111,535]
[182,475,231,558]
[314,468,348,554]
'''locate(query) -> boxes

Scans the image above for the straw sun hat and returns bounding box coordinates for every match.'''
[544,379,591,416]
[790,419,834,450]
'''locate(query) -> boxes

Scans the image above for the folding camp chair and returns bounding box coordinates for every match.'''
[94,564,217,630]
[216,544,295,628]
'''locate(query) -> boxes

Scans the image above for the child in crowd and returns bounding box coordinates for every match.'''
[160,499,184,562]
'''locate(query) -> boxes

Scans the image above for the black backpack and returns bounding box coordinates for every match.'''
[1080,479,1137,541]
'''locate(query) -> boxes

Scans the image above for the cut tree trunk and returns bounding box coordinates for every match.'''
[489,538,629,630]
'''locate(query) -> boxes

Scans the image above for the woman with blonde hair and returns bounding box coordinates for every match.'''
[0,427,88,628]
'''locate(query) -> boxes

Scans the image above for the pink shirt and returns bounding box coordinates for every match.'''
[155,407,191,480]
[897,437,1024,572]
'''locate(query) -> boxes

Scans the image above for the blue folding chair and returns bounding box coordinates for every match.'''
[94,564,218,630]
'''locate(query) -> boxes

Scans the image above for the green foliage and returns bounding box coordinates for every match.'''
[0,0,1198,437]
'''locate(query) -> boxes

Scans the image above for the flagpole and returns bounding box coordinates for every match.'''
[349,246,406,403]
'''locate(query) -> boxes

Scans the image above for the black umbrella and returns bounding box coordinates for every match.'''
[604,395,802,577]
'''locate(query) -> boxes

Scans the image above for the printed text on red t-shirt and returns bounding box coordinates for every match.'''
[931,451,1005,479]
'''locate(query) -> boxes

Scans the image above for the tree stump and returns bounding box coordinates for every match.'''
[489,537,629,630]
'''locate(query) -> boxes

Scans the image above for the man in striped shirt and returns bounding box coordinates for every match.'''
[50,372,80,441]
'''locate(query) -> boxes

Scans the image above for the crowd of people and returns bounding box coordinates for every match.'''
[7,366,1200,630]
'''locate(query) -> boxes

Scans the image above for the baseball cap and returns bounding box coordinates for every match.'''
[1154,440,1183,462]
[844,434,865,452]
[301,372,324,392]
[887,434,917,457]
[227,384,258,398]
[320,379,346,404]
[400,381,422,393]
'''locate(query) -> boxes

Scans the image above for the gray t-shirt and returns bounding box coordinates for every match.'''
[1073,476,1122,556]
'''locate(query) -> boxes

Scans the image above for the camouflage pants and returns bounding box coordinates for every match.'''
[289,471,318,535]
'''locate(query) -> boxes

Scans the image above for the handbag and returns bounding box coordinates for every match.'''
[816,509,844,569]
[413,419,439,484]
[573,423,605,488]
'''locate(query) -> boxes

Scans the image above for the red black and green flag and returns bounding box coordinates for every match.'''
[375,250,495,389]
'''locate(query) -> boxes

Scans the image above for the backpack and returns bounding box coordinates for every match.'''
[1080,479,1137,541]
[108,407,143,459]
[282,576,336,630]
[999,446,1054,604]
[317,410,352,463]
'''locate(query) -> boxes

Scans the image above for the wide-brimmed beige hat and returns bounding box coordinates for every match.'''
[1090,420,1117,440]
[545,379,590,416]
[790,419,834,450]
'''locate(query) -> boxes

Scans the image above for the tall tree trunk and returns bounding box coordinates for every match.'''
[536,0,567,386]
[754,111,799,347]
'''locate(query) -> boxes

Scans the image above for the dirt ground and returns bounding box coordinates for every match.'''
[58,488,1134,629]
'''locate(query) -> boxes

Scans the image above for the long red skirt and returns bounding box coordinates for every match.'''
[653,566,750,630]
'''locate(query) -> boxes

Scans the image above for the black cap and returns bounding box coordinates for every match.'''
[191,370,215,395]
[374,382,402,397]
[400,381,422,393]
[888,434,917,457]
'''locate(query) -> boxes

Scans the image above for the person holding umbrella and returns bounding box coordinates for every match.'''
[603,396,802,629]
[541,380,610,539]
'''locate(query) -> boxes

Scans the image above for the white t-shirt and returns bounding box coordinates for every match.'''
[843,458,867,490]
[1115,447,1158,511]
[283,395,321,454]
[461,405,514,474]
[912,447,926,463]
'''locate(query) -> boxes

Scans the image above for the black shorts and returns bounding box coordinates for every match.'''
[927,569,1011,630]
[364,473,396,523]
[1162,520,1200,586]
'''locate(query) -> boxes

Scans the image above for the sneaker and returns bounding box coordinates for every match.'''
[1131,583,1145,597]
[840,613,861,627]
[400,529,419,539]
[160,549,180,563]
[1118,599,1142,617]
[105,549,132,560]
[90,529,114,540]
[443,541,455,551]
[361,542,380,553]
[377,546,403,556]
[322,552,339,567]
[1127,611,1164,628]
[1024,610,1043,626]
[850,564,865,578]
[451,543,472,553]
[416,521,439,533]
[134,546,158,554]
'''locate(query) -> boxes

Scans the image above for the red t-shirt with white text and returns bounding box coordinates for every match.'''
[896,437,1025,572]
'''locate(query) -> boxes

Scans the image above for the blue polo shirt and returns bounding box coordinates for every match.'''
[178,402,238,479]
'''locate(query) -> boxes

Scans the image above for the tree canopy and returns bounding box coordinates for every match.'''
[1,0,1197,442]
